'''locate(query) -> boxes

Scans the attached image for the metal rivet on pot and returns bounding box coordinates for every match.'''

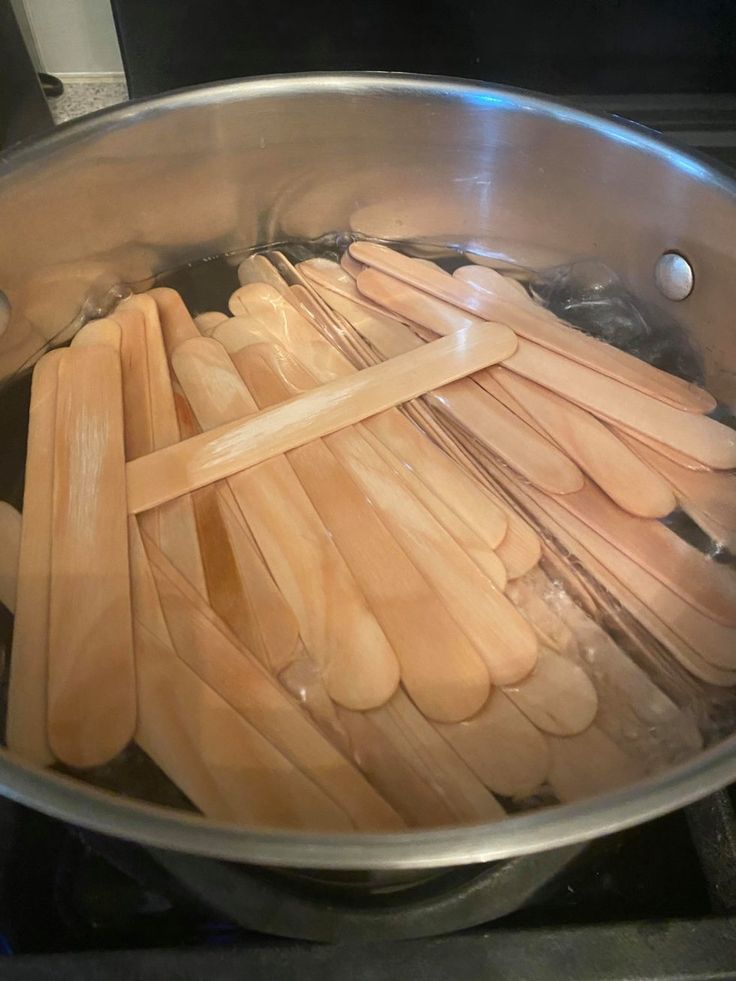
[654,252,694,301]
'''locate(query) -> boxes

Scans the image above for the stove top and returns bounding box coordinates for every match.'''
[0,784,733,979]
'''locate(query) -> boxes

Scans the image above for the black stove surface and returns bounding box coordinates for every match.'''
[0,786,733,978]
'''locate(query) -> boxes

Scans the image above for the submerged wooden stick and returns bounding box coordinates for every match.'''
[171,336,401,712]
[141,532,404,830]
[0,502,21,614]
[126,323,519,513]
[6,351,63,765]
[47,346,136,768]
[352,243,715,413]
[234,342,493,723]
[491,367,677,518]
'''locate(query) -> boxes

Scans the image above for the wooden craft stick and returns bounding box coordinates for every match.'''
[548,726,647,803]
[114,300,208,599]
[126,323,519,514]
[234,343,492,722]
[503,340,736,469]
[428,377,584,495]
[129,522,368,830]
[340,250,364,279]
[70,317,122,351]
[149,287,201,357]
[488,463,736,683]
[237,253,291,294]
[491,367,677,518]
[327,426,539,685]
[171,336,400,711]
[352,244,715,413]
[222,283,355,381]
[301,257,416,327]
[6,352,62,765]
[140,532,404,830]
[338,688,506,826]
[526,484,736,669]
[48,346,136,768]
[435,690,551,799]
[222,288,510,552]
[194,311,229,335]
[617,431,736,551]
[501,647,598,736]
[135,620,353,830]
[0,502,21,613]
[357,426,507,590]
[552,478,736,626]
[610,424,709,471]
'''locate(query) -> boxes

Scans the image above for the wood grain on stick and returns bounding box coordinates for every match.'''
[6,351,62,764]
[234,342,492,722]
[141,533,404,829]
[48,345,135,768]
[492,367,677,518]
[126,323,519,513]
[0,502,21,614]
[352,243,715,413]
[171,336,400,711]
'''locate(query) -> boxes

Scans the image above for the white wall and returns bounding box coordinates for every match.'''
[24,0,123,75]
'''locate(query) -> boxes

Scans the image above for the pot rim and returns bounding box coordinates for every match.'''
[2,72,735,869]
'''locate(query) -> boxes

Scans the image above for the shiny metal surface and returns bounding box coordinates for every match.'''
[0,74,735,868]
[655,251,695,301]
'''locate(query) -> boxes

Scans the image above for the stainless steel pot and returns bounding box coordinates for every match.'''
[0,73,735,870]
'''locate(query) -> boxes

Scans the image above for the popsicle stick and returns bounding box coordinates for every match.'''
[491,367,677,518]
[338,689,506,826]
[134,518,340,830]
[610,424,709,471]
[548,726,647,803]
[311,282,425,360]
[554,478,736,626]
[6,352,62,764]
[530,483,736,669]
[357,266,480,336]
[435,690,551,799]
[455,264,529,298]
[171,336,400,711]
[149,287,201,357]
[327,426,539,685]
[504,340,736,470]
[237,253,291,294]
[617,432,736,550]
[219,284,355,381]
[194,311,228,335]
[352,244,716,414]
[135,620,354,829]
[544,580,703,764]
[358,426,507,590]
[300,257,418,327]
[490,464,736,681]
[140,532,404,829]
[340,250,364,279]
[501,647,598,736]
[235,342,493,721]
[0,502,21,613]
[126,323,519,514]
[405,408,542,579]
[114,300,208,599]
[222,290,513,566]
[48,345,135,768]
[129,524,370,830]
[428,376,584,495]
[70,317,122,351]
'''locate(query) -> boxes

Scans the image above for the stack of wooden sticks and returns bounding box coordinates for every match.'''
[1,240,732,831]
